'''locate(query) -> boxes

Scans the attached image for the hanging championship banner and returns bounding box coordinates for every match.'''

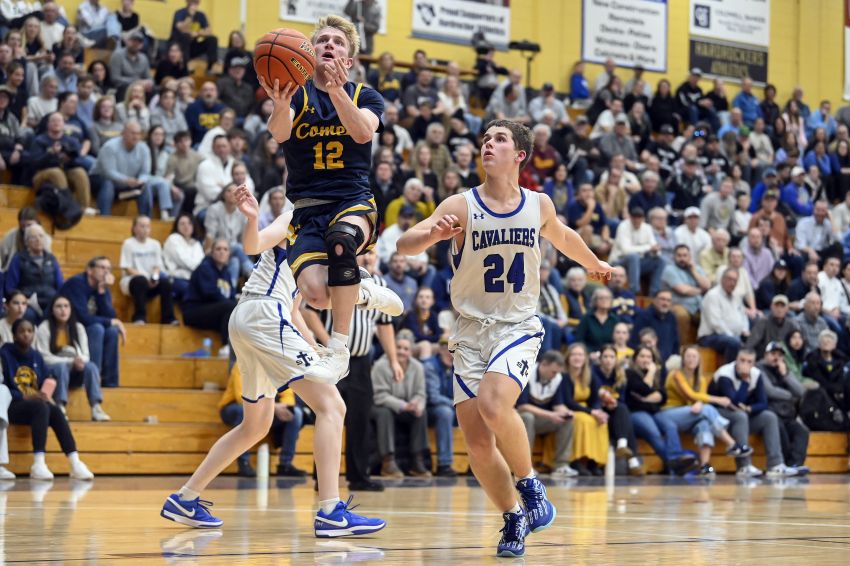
[581,0,668,72]
[689,0,770,84]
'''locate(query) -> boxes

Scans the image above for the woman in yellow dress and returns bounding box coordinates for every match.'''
[562,343,609,476]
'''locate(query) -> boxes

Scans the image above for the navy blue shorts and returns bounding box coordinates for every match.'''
[287,197,378,282]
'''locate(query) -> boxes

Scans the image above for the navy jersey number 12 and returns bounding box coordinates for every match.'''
[483,253,525,293]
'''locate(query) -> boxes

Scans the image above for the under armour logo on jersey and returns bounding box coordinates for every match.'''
[517,360,529,378]
[473,213,486,220]
[296,352,313,367]
[307,106,316,114]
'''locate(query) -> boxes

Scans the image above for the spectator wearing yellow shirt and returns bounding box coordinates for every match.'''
[612,322,634,362]
[661,345,752,478]
[383,178,436,228]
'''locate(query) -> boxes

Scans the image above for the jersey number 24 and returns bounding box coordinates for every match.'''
[484,253,525,293]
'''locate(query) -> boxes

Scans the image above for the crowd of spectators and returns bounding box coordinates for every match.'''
[0,1,848,481]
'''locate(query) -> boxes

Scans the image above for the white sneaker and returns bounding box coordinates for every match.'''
[0,466,15,480]
[551,465,579,478]
[735,464,763,478]
[217,345,230,358]
[30,461,54,481]
[84,207,98,216]
[69,460,94,481]
[91,404,111,422]
[359,278,404,317]
[305,346,350,384]
[766,464,798,478]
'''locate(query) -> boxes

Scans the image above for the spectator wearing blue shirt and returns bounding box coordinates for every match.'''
[24,112,91,211]
[717,108,745,140]
[1,318,94,480]
[423,339,457,476]
[57,257,125,387]
[748,167,781,213]
[709,350,795,477]
[568,182,611,257]
[5,224,63,317]
[628,171,665,213]
[181,240,237,350]
[402,287,441,359]
[517,351,576,478]
[803,140,832,178]
[732,77,762,127]
[608,266,636,325]
[630,290,680,360]
[569,61,591,108]
[805,100,837,141]
[184,81,225,146]
[51,52,78,94]
[384,253,418,317]
[170,0,218,71]
[781,166,814,217]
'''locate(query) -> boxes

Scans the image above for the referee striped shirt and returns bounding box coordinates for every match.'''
[318,274,393,357]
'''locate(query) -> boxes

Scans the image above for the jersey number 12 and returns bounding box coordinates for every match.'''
[483,253,525,293]
[313,141,344,170]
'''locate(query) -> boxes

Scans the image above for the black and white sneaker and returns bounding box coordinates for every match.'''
[695,464,716,478]
[726,443,754,458]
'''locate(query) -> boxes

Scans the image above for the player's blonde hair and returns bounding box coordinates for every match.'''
[313,14,360,58]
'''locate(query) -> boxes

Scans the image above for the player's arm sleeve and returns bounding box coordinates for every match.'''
[357,86,385,128]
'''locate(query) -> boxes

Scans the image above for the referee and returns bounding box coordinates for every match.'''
[302,251,403,492]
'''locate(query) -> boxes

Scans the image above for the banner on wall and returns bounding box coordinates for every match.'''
[689,0,770,84]
[845,0,850,100]
[279,0,388,34]
[410,0,511,48]
[581,0,668,73]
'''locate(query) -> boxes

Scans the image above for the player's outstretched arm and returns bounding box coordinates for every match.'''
[324,59,380,143]
[261,77,299,143]
[396,194,465,256]
[539,193,613,280]
[236,184,293,254]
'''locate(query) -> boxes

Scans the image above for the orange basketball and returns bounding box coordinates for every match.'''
[254,28,316,88]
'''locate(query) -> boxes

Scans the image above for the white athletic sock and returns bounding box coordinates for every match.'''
[617,438,628,450]
[328,332,348,350]
[33,452,46,466]
[628,457,641,469]
[67,451,81,466]
[179,486,201,501]
[319,497,341,514]
[521,470,536,480]
[507,502,522,515]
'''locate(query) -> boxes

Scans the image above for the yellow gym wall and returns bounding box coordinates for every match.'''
[61,0,845,104]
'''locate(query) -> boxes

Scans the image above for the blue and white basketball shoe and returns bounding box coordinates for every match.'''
[516,476,557,533]
[161,493,223,528]
[314,495,386,538]
[497,509,529,557]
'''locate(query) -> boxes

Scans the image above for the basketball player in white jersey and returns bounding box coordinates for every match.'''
[398,120,613,557]
[160,184,385,538]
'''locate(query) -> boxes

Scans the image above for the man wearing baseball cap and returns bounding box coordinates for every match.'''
[217,55,254,118]
[745,295,800,357]
[780,165,814,217]
[756,341,810,474]
[673,206,711,259]
[643,124,677,180]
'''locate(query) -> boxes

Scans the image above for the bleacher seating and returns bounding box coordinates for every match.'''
[1,182,846,475]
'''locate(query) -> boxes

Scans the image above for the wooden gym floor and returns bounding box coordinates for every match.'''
[1,475,849,565]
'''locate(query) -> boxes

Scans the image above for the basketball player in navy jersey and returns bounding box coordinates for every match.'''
[260,15,402,384]
[398,120,613,557]
[160,185,385,537]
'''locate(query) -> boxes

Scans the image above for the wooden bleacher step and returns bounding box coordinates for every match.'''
[66,388,221,423]
[119,356,228,389]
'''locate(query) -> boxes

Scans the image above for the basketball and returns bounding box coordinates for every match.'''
[254,28,316,88]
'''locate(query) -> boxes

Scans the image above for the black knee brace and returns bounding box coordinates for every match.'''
[325,221,365,287]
